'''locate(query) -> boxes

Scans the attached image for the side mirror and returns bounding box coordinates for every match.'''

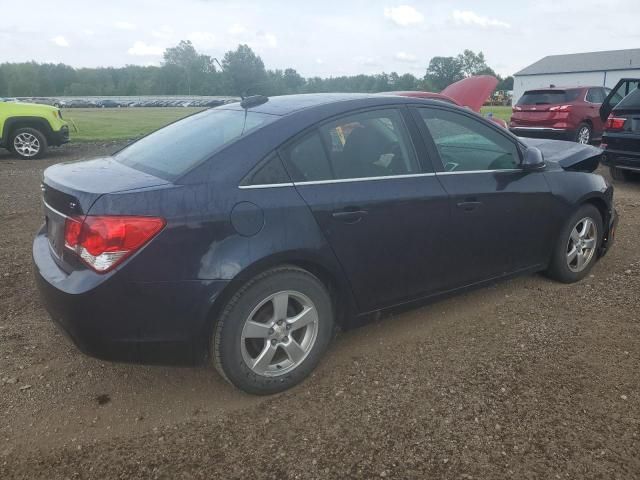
[522,147,545,171]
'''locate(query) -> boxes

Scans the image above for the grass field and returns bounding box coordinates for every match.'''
[480,105,512,122]
[62,107,205,142]
[62,105,512,143]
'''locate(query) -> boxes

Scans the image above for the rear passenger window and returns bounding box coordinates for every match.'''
[281,109,421,183]
[318,109,420,180]
[243,152,290,186]
[281,132,333,182]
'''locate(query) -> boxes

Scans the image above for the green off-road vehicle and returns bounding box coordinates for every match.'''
[0,100,69,159]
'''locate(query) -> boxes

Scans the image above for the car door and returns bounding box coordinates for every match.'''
[279,107,450,312]
[411,106,556,288]
[585,87,606,136]
[601,79,640,121]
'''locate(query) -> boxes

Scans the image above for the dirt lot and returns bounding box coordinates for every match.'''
[1,143,639,479]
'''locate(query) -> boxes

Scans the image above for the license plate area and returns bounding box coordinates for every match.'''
[44,204,66,259]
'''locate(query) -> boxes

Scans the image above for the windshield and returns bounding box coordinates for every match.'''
[115,108,278,180]
[517,89,580,105]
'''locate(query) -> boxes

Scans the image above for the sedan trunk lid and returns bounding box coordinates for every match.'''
[41,157,170,266]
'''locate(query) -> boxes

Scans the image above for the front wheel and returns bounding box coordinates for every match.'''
[575,123,592,144]
[10,127,48,159]
[212,266,334,394]
[546,204,602,283]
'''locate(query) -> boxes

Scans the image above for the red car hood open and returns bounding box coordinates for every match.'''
[440,75,498,113]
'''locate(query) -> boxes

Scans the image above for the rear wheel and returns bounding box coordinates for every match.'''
[575,123,592,144]
[546,204,602,283]
[10,127,47,159]
[212,266,334,394]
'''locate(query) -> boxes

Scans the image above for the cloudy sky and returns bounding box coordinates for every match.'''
[1,0,639,77]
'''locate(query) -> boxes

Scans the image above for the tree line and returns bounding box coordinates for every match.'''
[0,42,513,98]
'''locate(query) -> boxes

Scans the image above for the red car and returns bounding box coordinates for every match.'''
[389,75,508,128]
[510,86,609,144]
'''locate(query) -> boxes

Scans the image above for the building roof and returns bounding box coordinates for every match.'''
[515,48,640,76]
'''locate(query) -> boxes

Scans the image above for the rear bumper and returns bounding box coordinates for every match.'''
[510,127,574,141]
[33,227,227,365]
[601,148,640,171]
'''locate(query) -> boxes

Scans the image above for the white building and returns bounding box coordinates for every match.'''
[513,48,640,104]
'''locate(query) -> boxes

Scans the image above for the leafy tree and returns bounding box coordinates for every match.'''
[163,40,215,94]
[457,50,495,77]
[497,75,514,90]
[425,56,464,91]
[0,44,505,99]
[221,44,267,96]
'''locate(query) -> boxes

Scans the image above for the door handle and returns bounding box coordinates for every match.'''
[456,201,482,212]
[332,208,368,223]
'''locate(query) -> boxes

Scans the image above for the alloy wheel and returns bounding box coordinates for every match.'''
[240,290,318,377]
[13,133,41,157]
[566,217,597,272]
[577,126,591,144]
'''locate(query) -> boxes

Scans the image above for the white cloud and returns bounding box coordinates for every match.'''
[127,41,164,56]
[51,35,69,47]
[81,29,94,36]
[188,31,216,49]
[151,26,174,39]
[115,21,136,31]
[355,56,380,67]
[315,58,324,65]
[395,51,417,62]
[384,5,424,26]
[250,31,278,48]
[228,23,246,35]
[260,32,278,48]
[452,10,511,29]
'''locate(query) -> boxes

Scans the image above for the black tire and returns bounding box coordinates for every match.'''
[574,122,592,144]
[546,204,603,283]
[10,127,48,159]
[610,166,631,182]
[213,266,334,395]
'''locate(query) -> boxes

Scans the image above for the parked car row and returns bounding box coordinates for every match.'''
[1,97,233,108]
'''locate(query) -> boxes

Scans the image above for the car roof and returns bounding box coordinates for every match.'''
[524,86,595,92]
[219,92,427,116]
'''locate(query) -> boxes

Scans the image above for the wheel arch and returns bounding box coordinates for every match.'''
[2,117,54,145]
[580,195,610,240]
[199,252,357,358]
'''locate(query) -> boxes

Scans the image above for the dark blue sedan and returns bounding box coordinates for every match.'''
[34,93,617,394]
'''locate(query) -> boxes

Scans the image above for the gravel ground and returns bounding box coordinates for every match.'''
[1,144,639,479]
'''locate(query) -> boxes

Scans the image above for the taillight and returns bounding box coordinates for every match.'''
[605,115,626,131]
[549,104,572,112]
[64,215,165,273]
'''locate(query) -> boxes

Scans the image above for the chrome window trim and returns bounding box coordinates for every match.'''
[239,182,295,190]
[238,169,526,189]
[294,172,436,186]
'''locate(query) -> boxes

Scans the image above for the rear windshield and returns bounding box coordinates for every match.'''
[115,108,278,180]
[517,89,581,105]
[616,87,640,110]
